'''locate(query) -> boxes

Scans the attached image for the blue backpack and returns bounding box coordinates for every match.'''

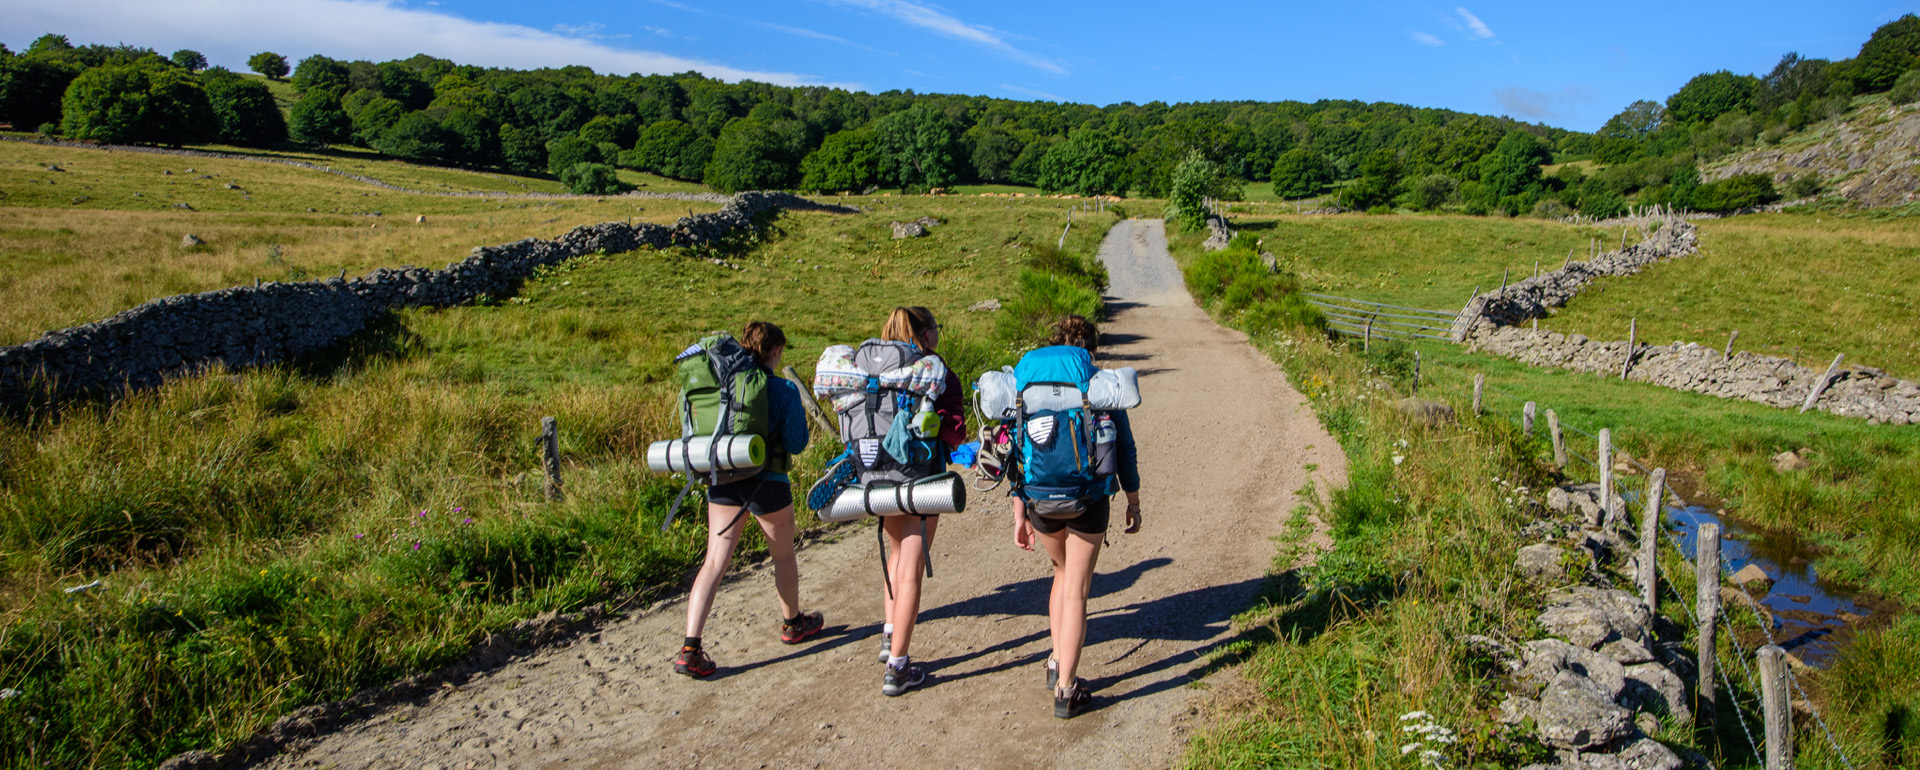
[1011,345,1117,518]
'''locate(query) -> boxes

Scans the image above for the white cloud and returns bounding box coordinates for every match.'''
[4,0,839,86]
[754,21,894,54]
[1455,7,1495,40]
[999,83,1063,101]
[1411,31,1445,47]
[828,0,1067,74]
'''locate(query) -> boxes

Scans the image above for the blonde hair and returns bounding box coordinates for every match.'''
[881,306,937,348]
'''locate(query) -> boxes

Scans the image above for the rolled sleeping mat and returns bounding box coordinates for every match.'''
[645,434,765,474]
[817,472,967,523]
[1088,367,1141,410]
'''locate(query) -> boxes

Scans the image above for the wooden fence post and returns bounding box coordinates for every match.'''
[1799,354,1845,414]
[1473,373,1485,415]
[1564,248,1574,269]
[1696,522,1721,732]
[1640,468,1666,617]
[1548,409,1566,467]
[1364,318,1374,352]
[1523,401,1537,436]
[784,365,838,438]
[1759,645,1794,770]
[541,416,564,501]
[1412,352,1421,395]
[1724,330,1739,360]
[1598,429,1614,528]
[1622,318,1637,379]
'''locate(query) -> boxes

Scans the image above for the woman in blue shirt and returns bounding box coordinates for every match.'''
[1010,315,1142,718]
[675,321,824,678]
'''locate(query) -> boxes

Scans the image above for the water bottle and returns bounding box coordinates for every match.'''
[1092,413,1118,476]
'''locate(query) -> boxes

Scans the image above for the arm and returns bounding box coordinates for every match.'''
[772,378,810,457]
[934,369,967,450]
[1114,410,1141,533]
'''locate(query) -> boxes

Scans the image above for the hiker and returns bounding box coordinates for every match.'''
[1009,315,1142,718]
[870,306,966,695]
[673,321,825,678]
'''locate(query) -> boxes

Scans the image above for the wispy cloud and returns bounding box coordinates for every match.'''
[999,83,1063,101]
[1493,85,1595,120]
[1455,7,1495,40]
[753,21,894,54]
[828,0,1067,74]
[6,0,841,87]
[1411,31,1445,47]
[647,0,705,13]
[551,22,631,41]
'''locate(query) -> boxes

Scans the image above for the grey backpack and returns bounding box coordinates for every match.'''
[839,340,946,484]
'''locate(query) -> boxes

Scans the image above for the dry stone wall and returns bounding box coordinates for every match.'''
[0,192,855,408]
[1451,215,1920,425]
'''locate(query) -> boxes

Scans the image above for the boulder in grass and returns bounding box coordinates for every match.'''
[181,234,206,248]
[890,221,928,239]
[1771,450,1809,472]
[1622,662,1691,724]
[1392,397,1455,426]
[1536,671,1634,750]
[1517,543,1566,581]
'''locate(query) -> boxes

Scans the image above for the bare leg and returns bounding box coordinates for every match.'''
[885,515,939,657]
[752,506,802,620]
[685,503,749,639]
[1043,528,1104,691]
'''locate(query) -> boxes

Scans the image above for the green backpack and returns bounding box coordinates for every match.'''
[662,333,786,528]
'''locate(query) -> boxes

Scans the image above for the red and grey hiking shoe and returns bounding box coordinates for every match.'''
[883,660,927,697]
[674,645,716,678]
[1054,678,1092,719]
[780,610,825,644]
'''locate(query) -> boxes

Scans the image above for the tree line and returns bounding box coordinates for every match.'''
[2,16,1915,210]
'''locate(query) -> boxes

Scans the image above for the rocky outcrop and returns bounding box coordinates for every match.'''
[1451,214,1920,424]
[1201,213,1233,251]
[0,192,856,409]
[1705,102,1920,208]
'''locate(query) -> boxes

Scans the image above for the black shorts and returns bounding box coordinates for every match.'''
[1026,497,1111,535]
[707,478,793,515]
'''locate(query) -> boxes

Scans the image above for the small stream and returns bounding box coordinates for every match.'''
[1660,504,1875,668]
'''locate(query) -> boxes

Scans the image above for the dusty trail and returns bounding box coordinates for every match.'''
[258,219,1343,770]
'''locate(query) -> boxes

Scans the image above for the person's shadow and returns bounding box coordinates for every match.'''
[911,557,1293,714]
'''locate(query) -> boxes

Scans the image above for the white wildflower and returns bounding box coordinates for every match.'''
[1400,743,1421,756]
[1392,455,1406,466]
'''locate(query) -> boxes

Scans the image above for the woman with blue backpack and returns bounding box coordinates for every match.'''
[1009,315,1141,718]
[672,321,825,678]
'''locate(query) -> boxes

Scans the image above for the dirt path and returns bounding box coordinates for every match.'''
[258,219,1343,770]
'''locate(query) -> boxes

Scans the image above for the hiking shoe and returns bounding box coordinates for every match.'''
[673,646,716,678]
[878,632,893,663]
[780,611,824,644]
[1054,679,1092,719]
[882,661,927,696]
[1045,656,1058,692]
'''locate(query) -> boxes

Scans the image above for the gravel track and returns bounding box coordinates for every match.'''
[254,218,1343,770]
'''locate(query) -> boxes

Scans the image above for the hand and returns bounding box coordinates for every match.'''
[1123,493,1141,534]
[1014,511,1034,551]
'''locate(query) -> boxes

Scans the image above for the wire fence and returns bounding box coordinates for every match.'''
[1415,369,1860,770]
[1304,293,1459,344]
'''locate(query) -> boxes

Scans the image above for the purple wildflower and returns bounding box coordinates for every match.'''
[354,533,364,539]
[418,509,429,517]
[462,517,474,525]
[411,541,421,551]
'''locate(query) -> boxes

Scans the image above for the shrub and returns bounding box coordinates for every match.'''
[560,162,623,195]
[288,89,351,145]
[1892,69,1920,105]
[1403,174,1457,210]
[202,73,287,146]
[169,49,206,71]
[1579,188,1626,219]
[1692,173,1780,211]
[1788,172,1823,198]
[1185,234,1322,333]
[59,63,215,146]
[1531,199,1572,219]
[996,269,1104,343]
[1168,150,1220,231]
[1270,148,1334,198]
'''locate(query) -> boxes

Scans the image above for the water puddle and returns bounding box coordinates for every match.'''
[1660,504,1876,668]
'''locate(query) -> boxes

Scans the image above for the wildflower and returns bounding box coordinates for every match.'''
[1399,711,1430,721]
[462,517,474,525]
[453,506,464,513]
[411,541,421,551]
[259,569,267,576]
[1392,454,1405,466]
[418,509,429,517]
[354,533,364,539]
[1401,743,1420,756]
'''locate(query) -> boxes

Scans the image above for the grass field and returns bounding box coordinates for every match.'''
[1239,212,1647,311]
[1167,227,1916,770]
[1541,212,1920,379]
[0,148,1121,766]
[0,140,726,344]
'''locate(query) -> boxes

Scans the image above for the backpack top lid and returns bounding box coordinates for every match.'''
[853,338,923,376]
[1014,345,1096,391]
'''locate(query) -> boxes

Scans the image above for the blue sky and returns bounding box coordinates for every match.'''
[5,0,1915,131]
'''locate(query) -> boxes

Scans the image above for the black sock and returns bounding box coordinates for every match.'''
[683,636,701,650]
[783,613,801,626]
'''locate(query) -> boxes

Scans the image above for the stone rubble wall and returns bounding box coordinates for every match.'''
[0,192,856,408]
[1450,215,1920,425]
[1201,213,1234,251]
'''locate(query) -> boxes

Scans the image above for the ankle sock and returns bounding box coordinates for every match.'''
[888,654,908,669]
[683,636,701,650]
[784,613,802,626]
[883,623,895,635]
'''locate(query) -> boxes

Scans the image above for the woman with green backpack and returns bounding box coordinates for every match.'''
[1009,315,1142,718]
[673,321,825,678]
